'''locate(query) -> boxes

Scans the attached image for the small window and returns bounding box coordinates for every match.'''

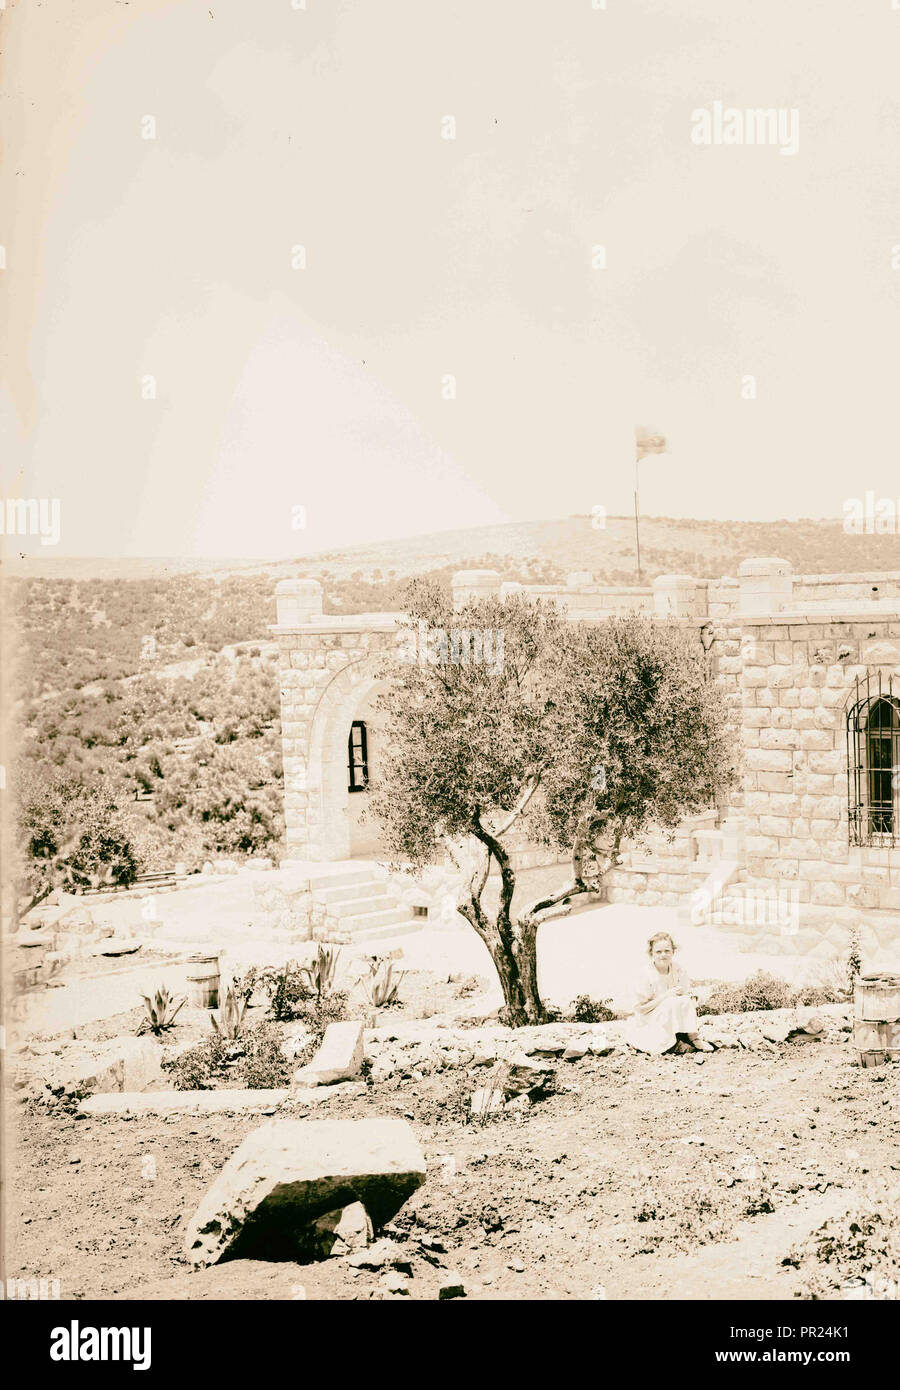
[848,677,900,846]
[348,720,369,793]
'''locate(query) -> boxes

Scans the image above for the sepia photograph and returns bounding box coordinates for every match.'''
[1,0,899,1361]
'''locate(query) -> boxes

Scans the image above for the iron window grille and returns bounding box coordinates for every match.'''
[348,720,369,793]
[847,672,900,847]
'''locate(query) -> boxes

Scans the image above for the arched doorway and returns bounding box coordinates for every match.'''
[305,659,388,861]
[346,688,387,858]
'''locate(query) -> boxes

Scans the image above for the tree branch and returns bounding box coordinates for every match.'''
[493,774,541,837]
[519,880,594,929]
[520,809,622,929]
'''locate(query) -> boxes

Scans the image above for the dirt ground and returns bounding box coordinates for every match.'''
[9,1036,900,1301]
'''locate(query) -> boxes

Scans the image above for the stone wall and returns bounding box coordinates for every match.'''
[738,614,900,918]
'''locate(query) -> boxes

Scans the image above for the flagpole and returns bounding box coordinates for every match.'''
[633,447,642,582]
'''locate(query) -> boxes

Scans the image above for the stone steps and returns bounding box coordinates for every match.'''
[314,883,389,905]
[327,894,396,919]
[308,868,379,892]
[310,875,422,945]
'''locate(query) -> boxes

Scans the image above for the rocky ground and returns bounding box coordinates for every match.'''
[9,1022,900,1301]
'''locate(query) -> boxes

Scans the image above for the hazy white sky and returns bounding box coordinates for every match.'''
[2,0,899,557]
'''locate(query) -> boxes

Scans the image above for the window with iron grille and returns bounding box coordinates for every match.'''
[348,720,369,793]
[847,674,900,847]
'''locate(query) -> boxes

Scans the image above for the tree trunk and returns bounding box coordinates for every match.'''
[465,821,548,1026]
[512,919,543,1023]
[479,922,545,1026]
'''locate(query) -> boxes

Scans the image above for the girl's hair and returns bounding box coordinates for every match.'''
[647,931,676,956]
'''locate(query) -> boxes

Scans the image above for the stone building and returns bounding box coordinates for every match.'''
[273,560,900,966]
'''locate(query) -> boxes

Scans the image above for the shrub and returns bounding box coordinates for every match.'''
[164,1034,226,1090]
[792,983,842,1008]
[231,965,260,1005]
[847,923,863,986]
[697,971,795,1016]
[697,970,843,1016]
[297,990,349,1033]
[239,1021,292,1089]
[257,960,312,1021]
[568,994,618,1024]
[786,1183,900,1299]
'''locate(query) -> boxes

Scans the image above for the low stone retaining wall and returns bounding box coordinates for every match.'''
[362,1005,853,1080]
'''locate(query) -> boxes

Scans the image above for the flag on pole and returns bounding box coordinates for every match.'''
[635,425,667,461]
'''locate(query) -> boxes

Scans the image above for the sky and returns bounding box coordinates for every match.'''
[1,0,899,558]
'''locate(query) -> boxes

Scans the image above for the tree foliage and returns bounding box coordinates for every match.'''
[17,773,140,911]
[370,580,737,1024]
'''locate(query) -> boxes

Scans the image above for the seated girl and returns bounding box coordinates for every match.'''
[624,932,711,1055]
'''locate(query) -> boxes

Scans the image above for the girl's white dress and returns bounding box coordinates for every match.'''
[624,961,700,1054]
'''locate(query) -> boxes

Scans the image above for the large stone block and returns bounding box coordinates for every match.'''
[184,1117,427,1266]
[293,1021,365,1087]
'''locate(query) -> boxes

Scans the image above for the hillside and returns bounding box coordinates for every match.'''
[6,514,900,585]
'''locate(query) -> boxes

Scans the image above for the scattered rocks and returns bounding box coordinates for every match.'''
[380,1270,410,1295]
[701,1031,740,1049]
[347,1238,411,1272]
[503,1060,555,1097]
[312,1202,373,1258]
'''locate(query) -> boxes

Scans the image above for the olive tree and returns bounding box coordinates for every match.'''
[369,580,736,1025]
[15,772,140,916]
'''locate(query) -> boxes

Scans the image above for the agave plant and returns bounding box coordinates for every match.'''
[299,944,341,1000]
[363,956,405,1009]
[137,984,186,1036]
[210,985,248,1041]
